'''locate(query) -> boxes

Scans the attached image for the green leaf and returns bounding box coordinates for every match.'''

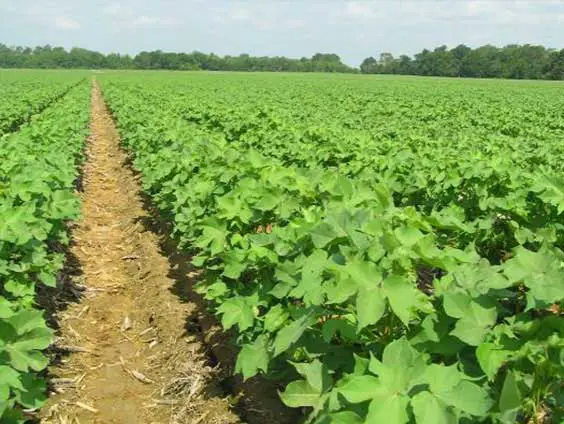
[310,222,341,248]
[356,286,386,330]
[384,274,431,326]
[216,297,255,331]
[301,249,327,283]
[503,247,564,305]
[254,193,280,211]
[47,190,79,219]
[292,359,331,393]
[273,312,316,357]
[38,270,57,288]
[338,375,384,403]
[322,317,357,343]
[195,222,227,255]
[6,346,49,372]
[369,337,427,394]
[442,292,470,319]
[0,297,14,319]
[7,310,47,336]
[222,257,246,279]
[394,226,424,247]
[345,259,381,289]
[325,277,358,304]
[279,380,321,408]
[476,342,509,380]
[13,373,47,409]
[443,294,497,346]
[499,371,521,413]
[0,366,25,392]
[411,391,456,424]
[365,394,410,424]
[263,304,289,332]
[326,411,363,424]
[437,380,493,417]
[423,364,464,394]
[235,335,269,380]
[291,250,327,305]
[531,174,564,214]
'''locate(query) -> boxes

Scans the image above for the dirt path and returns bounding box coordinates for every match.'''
[41,81,240,424]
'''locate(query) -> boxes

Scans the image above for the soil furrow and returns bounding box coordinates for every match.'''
[40,81,240,424]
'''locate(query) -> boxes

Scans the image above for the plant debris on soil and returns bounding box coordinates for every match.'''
[39,82,241,424]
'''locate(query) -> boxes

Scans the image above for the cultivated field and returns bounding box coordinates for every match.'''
[1,70,563,423]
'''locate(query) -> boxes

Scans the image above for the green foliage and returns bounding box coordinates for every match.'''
[0,71,85,136]
[0,77,90,419]
[101,72,564,424]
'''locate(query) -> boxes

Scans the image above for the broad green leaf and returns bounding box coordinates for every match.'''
[503,247,564,305]
[338,375,384,403]
[437,380,493,417]
[7,310,47,336]
[356,286,386,330]
[322,317,357,343]
[292,359,331,393]
[310,223,340,248]
[499,371,521,413]
[273,312,316,357]
[216,297,255,331]
[195,223,227,255]
[384,274,431,326]
[0,366,24,392]
[423,364,464,394]
[412,391,456,424]
[325,277,358,304]
[6,346,49,372]
[263,304,289,332]
[222,257,246,279]
[326,411,363,424]
[365,394,409,424]
[444,296,497,346]
[531,174,564,214]
[254,193,280,211]
[0,297,14,319]
[476,342,509,380]
[394,225,424,247]
[235,335,269,380]
[279,380,321,408]
[13,373,47,409]
[442,292,471,319]
[370,337,427,394]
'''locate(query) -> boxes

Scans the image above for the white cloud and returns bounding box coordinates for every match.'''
[227,7,274,31]
[100,2,176,30]
[231,8,250,21]
[342,2,377,19]
[103,2,124,16]
[54,16,80,30]
[286,19,306,29]
[127,15,176,28]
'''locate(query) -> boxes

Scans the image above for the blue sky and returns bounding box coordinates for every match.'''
[1,0,564,66]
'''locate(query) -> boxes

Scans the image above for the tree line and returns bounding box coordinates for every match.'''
[361,44,564,80]
[1,43,564,80]
[0,44,353,73]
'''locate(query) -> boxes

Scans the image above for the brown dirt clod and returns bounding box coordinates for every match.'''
[40,81,240,424]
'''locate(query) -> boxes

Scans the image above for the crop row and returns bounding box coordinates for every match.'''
[0,72,86,137]
[0,80,90,421]
[100,76,564,262]
[101,74,563,423]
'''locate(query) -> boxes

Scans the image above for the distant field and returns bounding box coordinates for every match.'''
[1,69,563,423]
